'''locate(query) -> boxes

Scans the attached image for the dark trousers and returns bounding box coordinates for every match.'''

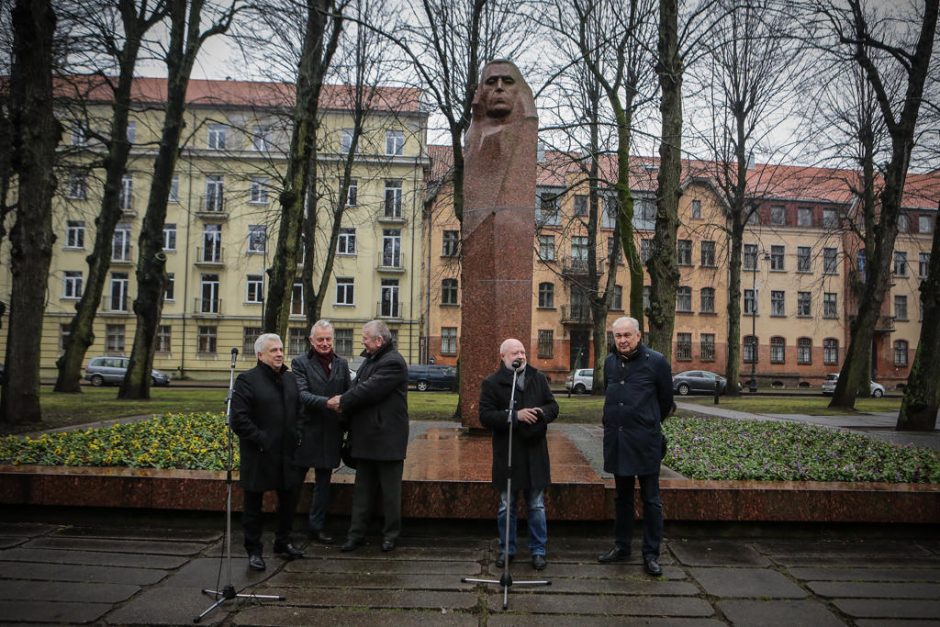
[347,459,404,543]
[242,488,300,556]
[613,473,663,559]
[307,467,333,532]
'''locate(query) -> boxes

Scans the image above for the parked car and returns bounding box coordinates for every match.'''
[84,356,171,387]
[407,364,457,391]
[565,368,594,394]
[672,370,730,396]
[820,373,884,397]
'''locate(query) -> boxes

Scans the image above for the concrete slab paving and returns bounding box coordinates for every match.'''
[0,547,188,569]
[856,621,940,627]
[488,618,727,627]
[717,599,847,626]
[282,555,484,576]
[158,556,281,588]
[0,536,28,549]
[832,598,940,619]
[0,522,60,536]
[786,566,940,582]
[670,539,771,567]
[270,572,480,591]
[102,585,233,625]
[0,599,112,624]
[807,581,940,599]
[55,525,222,542]
[0,560,168,585]
[688,567,808,598]
[232,605,479,625]
[251,587,481,611]
[25,536,208,555]
[0,579,139,603]
[485,592,716,617]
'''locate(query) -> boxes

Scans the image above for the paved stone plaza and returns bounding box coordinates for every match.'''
[1,512,938,625]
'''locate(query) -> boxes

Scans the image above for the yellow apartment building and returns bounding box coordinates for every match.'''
[0,77,429,379]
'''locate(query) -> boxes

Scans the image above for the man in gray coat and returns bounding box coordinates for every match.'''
[291,320,351,544]
[598,317,673,576]
[328,320,409,553]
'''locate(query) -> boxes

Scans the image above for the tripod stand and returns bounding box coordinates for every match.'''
[195,348,284,623]
[462,360,551,610]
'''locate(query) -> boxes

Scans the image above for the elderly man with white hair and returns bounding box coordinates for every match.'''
[230,332,304,571]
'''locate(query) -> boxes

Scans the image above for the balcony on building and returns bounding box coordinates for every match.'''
[110,248,134,266]
[197,195,229,220]
[378,201,406,224]
[561,256,594,278]
[376,301,403,320]
[193,297,222,317]
[118,195,138,218]
[195,246,225,266]
[561,304,593,325]
[377,252,406,273]
[100,296,130,315]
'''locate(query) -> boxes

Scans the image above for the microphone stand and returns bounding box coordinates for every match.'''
[462,361,551,609]
[195,348,284,622]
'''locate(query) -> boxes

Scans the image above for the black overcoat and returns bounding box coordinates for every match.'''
[230,362,302,492]
[339,342,409,461]
[291,350,351,469]
[479,363,559,490]
[602,345,674,477]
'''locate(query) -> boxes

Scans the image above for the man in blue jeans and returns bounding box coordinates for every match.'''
[479,338,559,571]
[597,317,674,576]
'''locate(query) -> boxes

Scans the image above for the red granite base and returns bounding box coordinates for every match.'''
[1,427,937,523]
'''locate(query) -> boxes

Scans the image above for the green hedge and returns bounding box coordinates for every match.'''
[0,413,937,483]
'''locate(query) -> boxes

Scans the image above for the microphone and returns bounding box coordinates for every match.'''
[511,358,523,371]
[230,347,238,368]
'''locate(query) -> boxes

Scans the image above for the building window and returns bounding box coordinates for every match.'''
[894,294,908,321]
[797,291,811,316]
[677,239,692,266]
[538,235,555,261]
[538,282,554,309]
[770,205,785,226]
[676,333,692,361]
[537,330,554,359]
[770,336,785,363]
[574,194,588,216]
[743,335,757,363]
[66,220,85,249]
[823,338,839,365]
[344,178,358,206]
[700,240,716,267]
[112,225,132,261]
[380,279,400,318]
[382,229,402,267]
[643,285,650,312]
[612,284,623,311]
[894,340,909,367]
[857,250,867,282]
[537,192,561,226]
[823,247,838,274]
[700,287,715,313]
[676,286,692,312]
[156,325,172,354]
[64,271,83,299]
[163,224,177,251]
[441,278,458,305]
[797,246,811,273]
[919,252,930,278]
[59,324,71,353]
[246,275,264,304]
[67,171,87,199]
[744,289,757,315]
[204,175,224,212]
[442,230,460,257]
[691,199,702,219]
[899,214,909,233]
[640,239,652,263]
[207,124,226,150]
[70,120,87,146]
[201,224,222,263]
[771,290,785,316]
[119,174,134,211]
[384,180,403,218]
[823,292,837,318]
[441,327,458,355]
[290,281,304,317]
[332,328,352,356]
[770,245,785,271]
[249,177,269,204]
[797,207,813,227]
[744,244,757,271]
[287,327,306,356]
[169,175,179,203]
[700,334,715,361]
[823,208,839,229]
[920,215,934,234]
[634,197,656,230]
[894,251,908,276]
[200,274,220,313]
[385,130,405,155]
[247,225,266,254]
[337,228,356,255]
[164,273,175,301]
[797,337,812,364]
[109,272,129,311]
[571,236,589,268]
[339,128,353,152]
[105,324,125,353]
[335,277,354,305]
[241,327,262,357]
[250,125,271,151]
[197,326,217,354]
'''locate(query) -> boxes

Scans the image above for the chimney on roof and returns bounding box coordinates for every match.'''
[537,141,546,163]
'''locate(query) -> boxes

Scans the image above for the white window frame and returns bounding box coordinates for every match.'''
[249,177,269,204]
[247,225,266,254]
[66,221,85,249]
[385,130,405,156]
[337,228,357,255]
[207,124,227,150]
[64,271,83,299]
[246,275,264,304]
[335,277,354,306]
[163,224,177,251]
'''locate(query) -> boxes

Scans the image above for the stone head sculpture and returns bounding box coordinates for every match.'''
[471,59,537,126]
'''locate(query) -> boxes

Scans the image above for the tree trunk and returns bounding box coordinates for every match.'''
[0,0,60,426]
[646,0,682,358]
[724,221,744,396]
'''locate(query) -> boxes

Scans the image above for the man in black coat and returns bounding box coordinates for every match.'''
[230,333,304,571]
[328,320,409,553]
[597,317,673,577]
[291,320,351,544]
[479,338,558,571]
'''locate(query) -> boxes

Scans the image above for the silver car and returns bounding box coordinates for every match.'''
[820,373,884,397]
[84,356,171,387]
[565,368,594,394]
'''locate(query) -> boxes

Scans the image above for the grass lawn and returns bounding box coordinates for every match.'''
[680,395,902,415]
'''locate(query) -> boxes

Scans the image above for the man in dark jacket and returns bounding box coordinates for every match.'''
[597,317,673,576]
[291,320,351,544]
[230,333,304,571]
[479,338,559,571]
[328,320,409,553]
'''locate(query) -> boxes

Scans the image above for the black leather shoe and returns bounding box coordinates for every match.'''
[273,542,304,559]
[644,557,663,576]
[248,554,266,571]
[313,530,334,545]
[598,546,631,563]
[340,538,362,552]
[532,554,547,570]
[381,539,396,552]
[495,552,514,568]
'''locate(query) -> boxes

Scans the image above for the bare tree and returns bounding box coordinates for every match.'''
[1,0,61,425]
[54,0,170,393]
[119,0,238,399]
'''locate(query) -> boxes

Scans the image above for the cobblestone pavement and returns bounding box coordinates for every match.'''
[1,511,938,625]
